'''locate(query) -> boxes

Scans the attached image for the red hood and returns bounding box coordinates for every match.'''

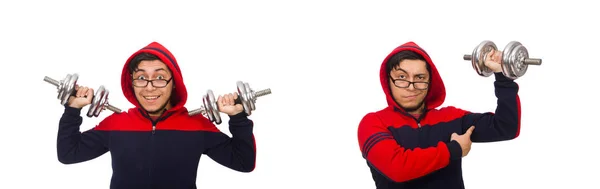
[120,42,188,114]
[379,41,446,112]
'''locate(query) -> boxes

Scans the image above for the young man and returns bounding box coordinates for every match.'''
[357,41,520,189]
[57,42,256,189]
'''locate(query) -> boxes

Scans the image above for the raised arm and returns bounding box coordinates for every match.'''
[202,112,256,172]
[459,72,521,142]
[57,105,109,164]
[357,113,462,183]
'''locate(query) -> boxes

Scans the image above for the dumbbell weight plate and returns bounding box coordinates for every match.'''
[469,41,496,77]
[87,85,109,117]
[58,74,78,105]
[236,81,252,116]
[243,82,256,111]
[502,41,529,80]
[203,90,221,124]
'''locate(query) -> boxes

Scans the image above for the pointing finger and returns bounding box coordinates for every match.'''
[465,126,475,135]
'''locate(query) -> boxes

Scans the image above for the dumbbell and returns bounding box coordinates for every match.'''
[44,73,122,117]
[464,40,542,79]
[188,81,271,124]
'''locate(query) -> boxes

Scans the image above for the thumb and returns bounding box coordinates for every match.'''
[451,133,458,138]
[465,126,475,136]
[86,88,94,101]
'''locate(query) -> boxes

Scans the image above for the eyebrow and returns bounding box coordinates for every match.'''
[134,68,168,72]
[393,67,427,76]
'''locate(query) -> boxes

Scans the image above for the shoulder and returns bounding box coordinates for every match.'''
[427,106,471,122]
[92,109,134,131]
[182,111,220,133]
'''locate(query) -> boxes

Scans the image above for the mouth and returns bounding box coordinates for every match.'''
[143,95,161,102]
[403,94,419,99]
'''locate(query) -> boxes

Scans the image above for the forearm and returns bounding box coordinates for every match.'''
[57,105,108,164]
[205,113,256,172]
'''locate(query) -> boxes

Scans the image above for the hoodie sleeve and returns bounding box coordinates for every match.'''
[56,105,109,164]
[202,112,256,173]
[357,113,463,183]
[459,72,521,142]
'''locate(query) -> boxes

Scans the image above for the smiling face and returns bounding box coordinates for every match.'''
[131,60,174,116]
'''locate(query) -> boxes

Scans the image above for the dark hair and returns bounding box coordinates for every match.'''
[128,52,161,74]
[385,50,431,76]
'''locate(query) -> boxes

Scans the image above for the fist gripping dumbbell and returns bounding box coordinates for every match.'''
[44,73,122,117]
[188,81,271,125]
[464,40,542,79]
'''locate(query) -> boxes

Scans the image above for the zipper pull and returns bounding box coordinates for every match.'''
[417,123,421,128]
[152,125,156,134]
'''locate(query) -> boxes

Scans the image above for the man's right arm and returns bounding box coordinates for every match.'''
[57,105,109,164]
[357,113,463,183]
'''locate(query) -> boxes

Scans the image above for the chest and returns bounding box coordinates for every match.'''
[386,118,464,149]
[107,131,206,163]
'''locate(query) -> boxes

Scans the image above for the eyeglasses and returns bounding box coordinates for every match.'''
[390,76,429,90]
[132,78,173,88]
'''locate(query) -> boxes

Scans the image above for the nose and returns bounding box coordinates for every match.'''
[144,81,156,90]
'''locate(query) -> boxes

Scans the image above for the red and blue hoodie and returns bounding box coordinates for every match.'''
[56,42,256,189]
[357,42,521,189]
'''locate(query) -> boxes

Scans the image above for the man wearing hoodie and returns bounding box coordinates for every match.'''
[357,41,520,189]
[57,42,256,189]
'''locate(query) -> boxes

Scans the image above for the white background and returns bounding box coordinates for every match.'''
[1,0,598,188]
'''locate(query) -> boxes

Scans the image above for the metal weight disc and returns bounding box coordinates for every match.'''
[471,41,496,77]
[237,81,252,116]
[87,85,105,117]
[509,45,529,79]
[94,87,110,117]
[244,82,256,111]
[202,93,214,122]
[502,41,523,80]
[204,90,221,124]
[59,74,78,105]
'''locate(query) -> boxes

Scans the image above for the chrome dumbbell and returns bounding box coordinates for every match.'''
[44,73,122,117]
[189,81,271,124]
[464,40,542,79]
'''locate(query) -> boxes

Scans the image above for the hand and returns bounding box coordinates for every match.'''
[217,92,244,116]
[451,126,475,157]
[485,50,503,73]
[67,85,94,109]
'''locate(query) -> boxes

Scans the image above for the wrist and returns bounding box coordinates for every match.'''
[446,140,463,161]
[494,72,513,82]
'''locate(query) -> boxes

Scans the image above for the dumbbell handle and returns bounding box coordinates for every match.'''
[188,88,271,116]
[43,76,61,87]
[463,55,542,65]
[44,76,122,113]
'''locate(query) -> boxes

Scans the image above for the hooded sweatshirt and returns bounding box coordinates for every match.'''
[357,42,521,189]
[56,42,256,189]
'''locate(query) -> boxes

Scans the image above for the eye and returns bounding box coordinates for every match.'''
[418,76,425,80]
[156,75,165,80]
[398,75,406,79]
[137,75,146,80]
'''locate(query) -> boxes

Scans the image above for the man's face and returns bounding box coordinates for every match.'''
[389,59,430,113]
[132,60,174,116]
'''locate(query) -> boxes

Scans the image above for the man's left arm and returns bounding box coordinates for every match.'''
[202,112,256,172]
[459,72,521,142]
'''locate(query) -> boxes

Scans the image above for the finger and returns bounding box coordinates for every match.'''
[233,92,239,100]
[226,94,233,105]
[466,126,475,135]
[86,88,94,101]
[77,87,86,97]
[451,133,458,139]
[217,95,223,107]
